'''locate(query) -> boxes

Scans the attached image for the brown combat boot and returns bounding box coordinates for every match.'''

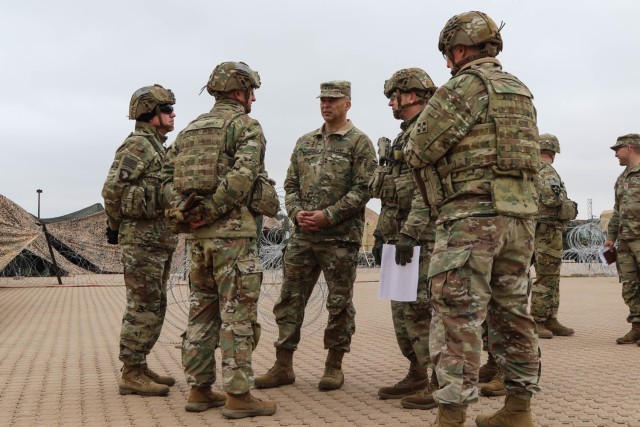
[221,392,277,419]
[475,394,534,427]
[544,318,575,336]
[479,366,506,397]
[119,364,169,396]
[616,323,640,344]
[378,360,429,399]
[431,404,467,427]
[479,352,498,383]
[255,348,295,389]
[143,365,176,386]
[535,321,553,339]
[318,349,345,391]
[184,385,226,412]
[401,369,439,410]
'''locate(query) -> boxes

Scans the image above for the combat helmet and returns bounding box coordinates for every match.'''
[206,61,261,96]
[438,11,503,57]
[128,84,175,120]
[539,133,561,154]
[383,68,436,100]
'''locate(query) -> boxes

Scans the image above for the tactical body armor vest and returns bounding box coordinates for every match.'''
[436,65,540,216]
[173,111,241,196]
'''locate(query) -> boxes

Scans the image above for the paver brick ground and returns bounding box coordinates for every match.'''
[1,271,639,426]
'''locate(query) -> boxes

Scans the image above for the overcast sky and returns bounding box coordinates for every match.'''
[2,0,638,219]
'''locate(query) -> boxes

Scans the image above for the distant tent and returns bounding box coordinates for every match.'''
[1,193,379,278]
[0,194,122,276]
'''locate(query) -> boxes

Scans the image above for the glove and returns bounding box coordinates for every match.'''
[165,192,205,224]
[105,226,119,245]
[395,234,417,266]
[372,236,383,265]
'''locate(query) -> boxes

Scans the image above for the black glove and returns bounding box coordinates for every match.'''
[106,226,119,245]
[395,234,417,266]
[372,236,384,265]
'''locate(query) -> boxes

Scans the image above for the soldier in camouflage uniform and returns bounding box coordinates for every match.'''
[102,84,178,397]
[531,133,577,338]
[404,11,541,426]
[368,68,439,409]
[605,133,640,345]
[161,62,276,418]
[255,81,377,392]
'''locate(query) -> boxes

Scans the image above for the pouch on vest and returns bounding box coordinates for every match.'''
[380,173,397,204]
[395,172,415,211]
[558,199,578,221]
[491,175,538,216]
[494,117,540,174]
[248,172,280,217]
[143,184,158,219]
[369,165,389,199]
[121,185,146,218]
[414,166,443,219]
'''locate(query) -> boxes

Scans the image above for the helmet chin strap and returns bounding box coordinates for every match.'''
[242,88,253,113]
[394,90,423,118]
[154,106,173,133]
[450,51,491,76]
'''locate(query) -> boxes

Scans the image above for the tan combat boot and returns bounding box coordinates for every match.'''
[378,360,429,399]
[479,366,506,397]
[479,352,498,383]
[431,404,467,427]
[143,365,176,386]
[475,394,534,427]
[221,392,277,419]
[318,349,345,391]
[401,369,439,410]
[616,323,640,344]
[535,321,553,339]
[255,348,295,389]
[185,385,226,412]
[544,318,575,336]
[119,364,169,396]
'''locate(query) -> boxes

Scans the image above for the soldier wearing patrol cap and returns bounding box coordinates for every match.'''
[255,80,377,392]
[161,61,277,418]
[102,84,178,397]
[368,68,439,409]
[605,133,640,345]
[404,11,541,426]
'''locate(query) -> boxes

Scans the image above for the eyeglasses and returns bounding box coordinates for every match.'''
[159,104,174,114]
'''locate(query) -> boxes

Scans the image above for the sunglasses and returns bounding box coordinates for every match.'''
[159,104,174,114]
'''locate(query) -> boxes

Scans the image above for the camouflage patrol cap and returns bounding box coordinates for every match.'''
[539,133,561,154]
[610,133,640,150]
[384,68,436,99]
[128,84,175,120]
[206,61,261,96]
[438,11,503,56]
[318,81,351,98]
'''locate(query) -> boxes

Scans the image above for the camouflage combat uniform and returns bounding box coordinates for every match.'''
[161,98,267,394]
[405,57,541,406]
[608,150,640,326]
[274,120,376,353]
[370,115,435,371]
[531,162,574,322]
[102,121,177,367]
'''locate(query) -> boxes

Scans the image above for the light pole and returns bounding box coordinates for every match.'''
[37,189,43,219]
